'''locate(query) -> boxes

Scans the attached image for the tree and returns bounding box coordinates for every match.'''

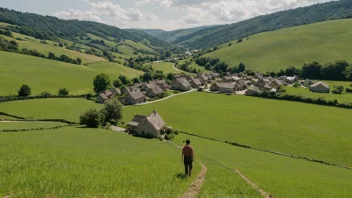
[238,62,246,73]
[93,73,111,93]
[4,30,13,37]
[167,73,174,81]
[133,77,141,84]
[165,51,172,58]
[79,109,105,128]
[113,78,123,88]
[48,52,56,60]
[332,85,344,94]
[58,88,69,96]
[18,84,31,97]
[228,43,232,46]
[40,91,52,97]
[118,75,131,85]
[76,58,82,65]
[237,38,243,43]
[59,42,64,47]
[103,99,123,123]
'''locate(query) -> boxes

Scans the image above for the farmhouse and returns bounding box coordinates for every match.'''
[310,81,330,93]
[270,79,283,88]
[246,86,263,96]
[127,111,166,138]
[171,78,191,91]
[96,88,121,103]
[123,90,146,105]
[197,74,209,85]
[210,82,234,93]
[96,93,109,103]
[189,78,202,88]
[222,76,233,83]
[255,78,266,88]
[147,86,164,98]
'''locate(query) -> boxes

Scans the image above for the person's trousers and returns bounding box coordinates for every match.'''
[184,156,193,175]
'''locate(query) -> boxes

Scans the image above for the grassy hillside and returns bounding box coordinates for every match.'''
[0,98,100,122]
[203,19,352,72]
[178,0,352,49]
[0,51,143,95]
[0,128,199,197]
[86,61,144,79]
[149,62,178,74]
[123,92,352,167]
[176,133,352,198]
[123,40,154,52]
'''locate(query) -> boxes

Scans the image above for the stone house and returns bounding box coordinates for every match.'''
[171,78,191,91]
[96,88,121,103]
[222,76,233,83]
[96,93,109,103]
[147,86,164,98]
[255,78,266,88]
[270,79,283,88]
[123,90,146,105]
[246,86,263,96]
[197,74,209,85]
[210,83,234,93]
[189,78,202,88]
[309,81,330,93]
[127,111,166,138]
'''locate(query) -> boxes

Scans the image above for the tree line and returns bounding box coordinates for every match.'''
[195,57,246,74]
[268,60,352,81]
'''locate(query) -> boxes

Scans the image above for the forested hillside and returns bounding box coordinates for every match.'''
[177,0,352,49]
[0,8,169,48]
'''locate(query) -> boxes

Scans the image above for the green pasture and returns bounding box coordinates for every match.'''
[86,61,143,79]
[123,39,154,51]
[123,92,352,167]
[0,127,199,197]
[149,62,178,74]
[0,115,16,120]
[0,51,143,95]
[286,86,352,103]
[178,58,208,72]
[19,41,104,63]
[0,122,66,130]
[0,98,100,122]
[175,134,352,198]
[118,45,139,58]
[205,19,352,72]
[86,33,117,48]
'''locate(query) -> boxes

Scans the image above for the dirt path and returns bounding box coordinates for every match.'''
[234,169,272,198]
[180,160,208,198]
[133,89,196,106]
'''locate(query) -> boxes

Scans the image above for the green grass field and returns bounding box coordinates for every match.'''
[0,98,100,122]
[204,19,352,72]
[123,40,154,52]
[19,41,104,64]
[286,86,352,103]
[149,62,179,74]
[175,133,352,198]
[123,92,352,167]
[178,58,208,72]
[0,127,199,197]
[0,51,143,95]
[86,61,144,79]
[0,115,16,120]
[0,122,66,130]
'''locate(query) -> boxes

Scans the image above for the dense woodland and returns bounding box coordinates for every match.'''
[169,0,352,49]
[0,8,169,48]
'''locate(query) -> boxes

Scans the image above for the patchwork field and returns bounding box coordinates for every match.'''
[204,19,352,72]
[0,122,66,130]
[175,133,352,198]
[0,98,100,122]
[123,92,352,167]
[0,51,143,96]
[0,127,200,197]
[86,61,144,79]
[149,62,178,74]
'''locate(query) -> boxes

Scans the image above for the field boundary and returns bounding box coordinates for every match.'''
[0,122,76,132]
[0,111,78,124]
[179,131,352,170]
[0,95,93,103]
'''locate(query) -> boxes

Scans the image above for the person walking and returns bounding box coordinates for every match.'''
[182,140,194,176]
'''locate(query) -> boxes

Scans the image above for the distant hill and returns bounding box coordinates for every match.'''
[139,26,216,43]
[176,0,352,49]
[0,7,169,48]
[201,19,352,72]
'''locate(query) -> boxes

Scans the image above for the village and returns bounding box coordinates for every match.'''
[94,71,331,139]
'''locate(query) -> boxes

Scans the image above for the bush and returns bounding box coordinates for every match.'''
[346,88,352,93]
[332,85,344,94]
[18,84,31,97]
[277,85,286,93]
[40,91,52,97]
[293,82,300,88]
[58,88,69,96]
[165,133,175,140]
[79,109,105,128]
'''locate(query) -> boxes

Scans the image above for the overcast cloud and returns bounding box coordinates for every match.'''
[1,0,335,30]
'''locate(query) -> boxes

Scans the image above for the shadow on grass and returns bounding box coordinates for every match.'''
[175,173,188,180]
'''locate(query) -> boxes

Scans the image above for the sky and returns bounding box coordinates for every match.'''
[1,0,334,31]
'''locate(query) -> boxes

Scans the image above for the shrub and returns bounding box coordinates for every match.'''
[332,85,344,94]
[165,133,175,140]
[58,88,69,96]
[174,130,179,135]
[277,85,286,93]
[346,88,352,93]
[79,109,105,128]
[40,91,52,97]
[293,82,300,88]
[18,84,31,97]
[113,79,123,88]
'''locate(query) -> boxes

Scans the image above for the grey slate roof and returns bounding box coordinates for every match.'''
[177,78,191,88]
[129,90,146,100]
[149,86,164,95]
[311,81,329,89]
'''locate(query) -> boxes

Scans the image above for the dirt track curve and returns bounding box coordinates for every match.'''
[179,160,208,198]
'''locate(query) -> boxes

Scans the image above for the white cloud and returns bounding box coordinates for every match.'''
[54,9,103,22]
